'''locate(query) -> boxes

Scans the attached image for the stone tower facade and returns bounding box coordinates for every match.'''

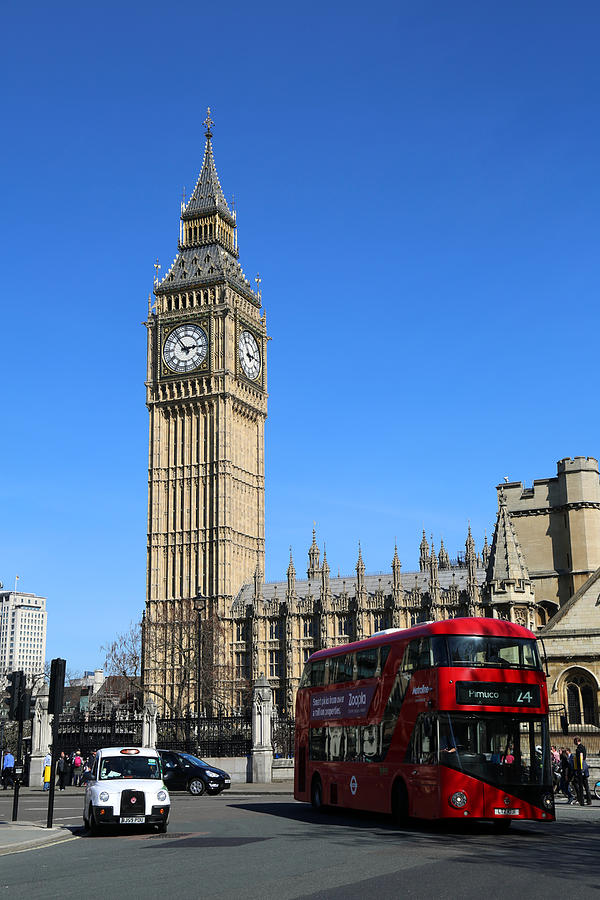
[143,110,267,713]
[499,457,600,618]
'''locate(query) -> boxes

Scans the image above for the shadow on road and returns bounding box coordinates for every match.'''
[231,802,600,890]
[229,801,543,837]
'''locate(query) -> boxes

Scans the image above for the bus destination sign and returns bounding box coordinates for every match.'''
[455,682,541,707]
[310,684,377,722]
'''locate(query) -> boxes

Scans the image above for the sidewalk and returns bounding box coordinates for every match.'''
[0,820,75,856]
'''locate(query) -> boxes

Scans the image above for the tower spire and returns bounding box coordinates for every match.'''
[203,106,214,140]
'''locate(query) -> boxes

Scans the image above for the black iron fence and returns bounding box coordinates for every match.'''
[55,709,280,759]
[272,712,295,758]
[56,712,143,756]
[156,712,252,756]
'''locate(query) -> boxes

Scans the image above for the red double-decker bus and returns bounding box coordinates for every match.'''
[294,618,554,828]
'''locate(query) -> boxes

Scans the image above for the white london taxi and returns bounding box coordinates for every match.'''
[83,746,170,834]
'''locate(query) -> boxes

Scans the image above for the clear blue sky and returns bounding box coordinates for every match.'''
[2,2,599,673]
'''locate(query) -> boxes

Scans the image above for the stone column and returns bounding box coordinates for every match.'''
[30,686,52,787]
[142,699,158,748]
[251,674,273,783]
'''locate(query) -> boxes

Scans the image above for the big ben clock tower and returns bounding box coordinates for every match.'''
[143,110,267,713]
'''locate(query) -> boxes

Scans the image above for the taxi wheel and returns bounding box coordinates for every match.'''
[87,806,99,836]
[188,778,206,796]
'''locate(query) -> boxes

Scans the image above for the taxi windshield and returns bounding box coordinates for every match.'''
[99,755,162,780]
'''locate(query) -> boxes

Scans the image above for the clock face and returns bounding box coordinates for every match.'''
[163,323,208,373]
[238,330,261,380]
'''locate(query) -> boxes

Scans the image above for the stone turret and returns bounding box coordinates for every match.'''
[429,536,440,604]
[419,530,430,571]
[438,538,450,570]
[321,547,330,597]
[482,531,491,568]
[390,544,404,628]
[286,548,296,598]
[307,529,320,580]
[486,490,536,628]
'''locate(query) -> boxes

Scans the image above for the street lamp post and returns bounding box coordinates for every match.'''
[194,596,206,729]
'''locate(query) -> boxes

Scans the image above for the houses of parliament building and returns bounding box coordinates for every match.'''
[141,112,600,732]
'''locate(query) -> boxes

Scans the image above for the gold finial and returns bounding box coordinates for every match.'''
[204,107,214,138]
[255,273,262,297]
[154,258,161,284]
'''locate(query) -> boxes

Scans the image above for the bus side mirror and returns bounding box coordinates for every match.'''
[560,714,568,735]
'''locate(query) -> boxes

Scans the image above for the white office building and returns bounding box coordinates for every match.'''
[0,590,47,682]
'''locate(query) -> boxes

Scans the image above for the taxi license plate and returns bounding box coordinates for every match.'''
[120,816,145,824]
[494,808,519,816]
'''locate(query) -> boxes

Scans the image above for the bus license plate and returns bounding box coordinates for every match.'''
[120,816,145,824]
[494,808,519,816]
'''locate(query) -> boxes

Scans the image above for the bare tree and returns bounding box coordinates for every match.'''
[103,614,243,717]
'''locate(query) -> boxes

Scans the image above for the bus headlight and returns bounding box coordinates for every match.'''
[542,792,554,811]
[449,791,468,809]
[99,791,109,803]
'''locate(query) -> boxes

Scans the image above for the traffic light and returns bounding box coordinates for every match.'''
[48,658,66,716]
[19,688,31,721]
[3,671,24,720]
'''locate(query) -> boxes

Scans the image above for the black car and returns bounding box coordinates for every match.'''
[158,750,231,796]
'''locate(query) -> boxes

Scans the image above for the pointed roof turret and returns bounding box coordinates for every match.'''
[182,109,235,226]
[356,541,365,591]
[438,538,450,569]
[307,528,321,580]
[419,529,430,572]
[155,108,259,305]
[487,491,531,584]
[287,547,296,596]
[392,543,402,587]
[482,531,491,568]
[465,524,476,561]
[321,546,330,594]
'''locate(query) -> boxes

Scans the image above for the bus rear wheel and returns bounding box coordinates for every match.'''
[391,779,408,825]
[311,775,324,812]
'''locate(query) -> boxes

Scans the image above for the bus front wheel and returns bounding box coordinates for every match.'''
[391,779,408,825]
[311,775,324,812]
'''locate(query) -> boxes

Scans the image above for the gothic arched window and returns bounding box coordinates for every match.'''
[565,670,597,726]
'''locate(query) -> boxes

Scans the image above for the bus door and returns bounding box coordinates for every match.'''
[407,713,439,818]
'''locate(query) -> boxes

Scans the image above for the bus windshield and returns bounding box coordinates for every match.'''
[441,635,541,670]
[438,712,551,786]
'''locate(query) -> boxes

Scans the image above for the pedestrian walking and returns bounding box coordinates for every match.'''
[559,747,574,802]
[72,750,83,786]
[57,751,68,791]
[1,750,15,790]
[573,736,592,805]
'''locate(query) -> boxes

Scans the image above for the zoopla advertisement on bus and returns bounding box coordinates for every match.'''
[310,685,377,722]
